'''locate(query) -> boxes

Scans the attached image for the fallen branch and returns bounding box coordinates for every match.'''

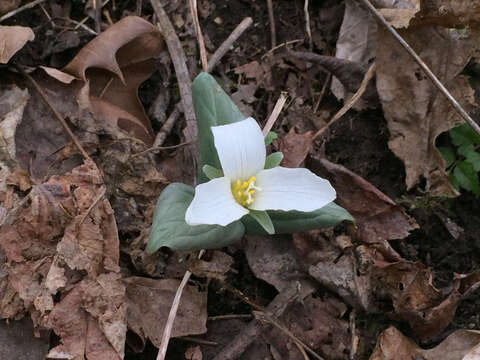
[355,0,480,136]
[266,0,276,48]
[207,17,253,72]
[189,0,208,72]
[262,92,288,136]
[312,62,376,141]
[212,283,303,360]
[150,0,197,145]
[0,0,47,23]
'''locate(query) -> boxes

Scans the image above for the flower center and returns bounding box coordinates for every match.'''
[231,176,261,207]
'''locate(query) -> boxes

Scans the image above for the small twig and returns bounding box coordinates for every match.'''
[14,64,90,160]
[266,0,276,48]
[262,39,303,59]
[312,62,376,141]
[263,92,288,136]
[207,17,253,72]
[103,9,113,26]
[0,0,47,23]
[189,0,208,72]
[156,250,205,360]
[130,141,190,159]
[136,0,143,16]
[314,72,331,113]
[179,336,218,346]
[349,310,359,360]
[212,283,302,360]
[150,0,197,145]
[304,0,312,50]
[93,0,102,33]
[220,281,263,311]
[208,314,253,321]
[254,311,324,360]
[355,0,480,137]
[69,18,98,35]
[152,105,182,148]
[78,187,106,226]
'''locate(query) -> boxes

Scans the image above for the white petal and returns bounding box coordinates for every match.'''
[185,177,249,226]
[212,117,266,181]
[250,167,336,212]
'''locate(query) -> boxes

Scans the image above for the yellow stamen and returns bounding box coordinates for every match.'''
[231,176,260,207]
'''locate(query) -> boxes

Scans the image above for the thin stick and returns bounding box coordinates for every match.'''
[212,284,301,360]
[178,337,218,346]
[136,0,143,16]
[262,39,303,59]
[0,0,47,23]
[314,72,331,113]
[150,0,197,145]
[93,0,102,33]
[207,17,253,72]
[355,0,480,137]
[152,105,182,147]
[156,270,192,360]
[78,187,106,226]
[266,0,276,48]
[14,64,90,160]
[189,0,208,72]
[208,314,253,321]
[254,311,324,360]
[130,141,190,159]
[304,0,312,50]
[312,62,376,141]
[263,92,287,136]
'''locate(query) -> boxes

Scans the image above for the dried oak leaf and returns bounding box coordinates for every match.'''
[414,0,480,29]
[264,295,350,360]
[376,25,479,194]
[187,251,234,281]
[369,326,480,360]
[44,16,165,145]
[308,155,418,243]
[0,161,126,359]
[0,26,34,64]
[278,127,313,168]
[124,277,207,348]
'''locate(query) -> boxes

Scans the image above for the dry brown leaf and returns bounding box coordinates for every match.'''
[0,160,126,359]
[278,128,312,168]
[0,0,20,15]
[44,16,164,145]
[264,295,350,360]
[369,326,480,360]
[0,26,34,64]
[415,0,480,28]
[309,156,418,243]
[187,251,234,281]
[376,25,479,194]
[124,277,207,348]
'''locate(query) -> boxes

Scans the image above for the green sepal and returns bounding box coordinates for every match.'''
[242,202,354,235]
[264,152,283,169]
[147,183,245,253]
[193,73,245,183]
[202,165,224,180]
[264,131,278,146]
[249,210,275,234]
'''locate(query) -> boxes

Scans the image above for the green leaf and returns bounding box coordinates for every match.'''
[147,183,245,253]
[202,165,224,180]
[449,171,460,191]
[437,146,455,168]
[242,202,354,235]
[264,131,278,146]
[249,210,274,234]
[193,73,245,183]
[264,152,283,169]
[453,161,480,194]
[449,123,480,147]
[458,144,480,171]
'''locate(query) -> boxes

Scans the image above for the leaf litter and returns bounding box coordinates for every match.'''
[1,0,480,359]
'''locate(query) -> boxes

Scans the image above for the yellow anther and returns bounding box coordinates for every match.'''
[231,177,260,207]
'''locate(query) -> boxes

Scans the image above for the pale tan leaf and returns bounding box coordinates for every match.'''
[0,26,34,64]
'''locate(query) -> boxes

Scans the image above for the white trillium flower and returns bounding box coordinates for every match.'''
[185,117,336,229]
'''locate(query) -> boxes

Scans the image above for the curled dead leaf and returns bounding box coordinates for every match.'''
[0,26,34,64]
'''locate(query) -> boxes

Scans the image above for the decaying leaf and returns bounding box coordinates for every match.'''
[309,156,418,243]
[187,250,234,281]
[44,16,164,145]
[124,277,207,348]
[0,26,34,64]
[376,25,479,194]
[370,326,480,360]
[278,128,312,168]
[0,160,126,359]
